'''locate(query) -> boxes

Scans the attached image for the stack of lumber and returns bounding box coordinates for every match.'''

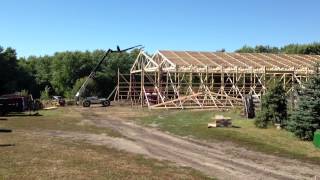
[208,115,232,128]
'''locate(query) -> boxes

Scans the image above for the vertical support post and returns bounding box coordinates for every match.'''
[199,72,203,92]
[174,70,177,99]
[157,66,161,103]
[205,66,208,87]
[291,68,295,110]
[129,73,133,106]
[117,68,120,101]
[243,70,246,95]
[177,69,180,94]
[189,70,193,88]
[141,63,144,107]
[211,72,214,91]
[166,72,169,97]
[221,66,224,94]
[250,68,253,91]
[133,74,136,103]
[283,73,286,90]
[263,66,266,94]
[235,66,238,96]
[253,71,256,92]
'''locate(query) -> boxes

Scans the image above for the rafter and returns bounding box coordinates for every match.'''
[114,50,320,110]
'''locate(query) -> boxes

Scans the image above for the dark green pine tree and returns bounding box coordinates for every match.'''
[287,66,320,140]
[255,80,287,128]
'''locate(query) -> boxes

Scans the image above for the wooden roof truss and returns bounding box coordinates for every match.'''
[113,50,320,110]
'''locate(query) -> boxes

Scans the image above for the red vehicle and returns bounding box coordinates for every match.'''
[0,94,33,116]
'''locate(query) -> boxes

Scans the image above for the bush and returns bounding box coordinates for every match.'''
[255,109,269,128]
[255,80,287,128]
[287,65,320,140]
[40,86,50,100]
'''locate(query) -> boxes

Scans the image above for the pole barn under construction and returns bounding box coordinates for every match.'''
[112,50,320,109]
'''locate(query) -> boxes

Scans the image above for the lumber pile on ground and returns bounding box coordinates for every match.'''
[208,115,232,128]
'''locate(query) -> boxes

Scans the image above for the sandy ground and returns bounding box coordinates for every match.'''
[35,107,320,180]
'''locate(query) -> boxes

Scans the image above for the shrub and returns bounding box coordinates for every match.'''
[255,109,269,128]
[255,80,287,128]
[287,65,320,140]
[40,85,50,100]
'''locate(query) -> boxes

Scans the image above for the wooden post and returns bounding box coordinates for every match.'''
[129,73,133,106]
[117,68,120,101]
[177,70,180,96]
[189,70,193,88]
[283,74,286,90]
[205,66,208,87]
[243,71,246,95]
[250,68,253,89]
[221,67,224,94]
[174,71,177,99]
[166,71,171,97]
[235,66,238,96]
[211,72,214,90]
[141,63,144,107]
[263,66,266,94]
[157,66,161,103]
[291,68,295,109]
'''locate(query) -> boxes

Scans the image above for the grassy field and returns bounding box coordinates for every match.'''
[0,108,124,137]
[2,106,320,179]
[0,108,211,180]
[138,109,320,164]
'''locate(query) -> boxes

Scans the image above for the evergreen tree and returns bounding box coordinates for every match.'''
[255,81,287,128]
[287,65,320,140]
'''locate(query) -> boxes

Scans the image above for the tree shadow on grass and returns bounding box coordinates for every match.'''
[4,112,42,117]
[0,129,12,133]
[0,144,15,147]
[231,125,241,128]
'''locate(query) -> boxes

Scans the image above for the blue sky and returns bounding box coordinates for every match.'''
[1,0,320,57]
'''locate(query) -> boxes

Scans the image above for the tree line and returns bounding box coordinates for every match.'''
[0,46,139,99]
[1,42,320,99]
[235,42,320,54]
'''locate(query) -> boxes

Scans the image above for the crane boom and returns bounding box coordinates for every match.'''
[75,45,142,99]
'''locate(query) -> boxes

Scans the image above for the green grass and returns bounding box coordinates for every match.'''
[138,109,320,164]
[0,107,212,179]
[0,132,211,180]
[1,108,123,137]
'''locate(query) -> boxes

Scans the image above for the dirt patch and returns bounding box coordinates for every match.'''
[76,119,95,126]
[33,130,150,156]
[41,107,320,180]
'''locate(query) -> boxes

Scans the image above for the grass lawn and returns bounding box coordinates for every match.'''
[0,108,123,137]
[139,109,320,164]
[0,107,211,180]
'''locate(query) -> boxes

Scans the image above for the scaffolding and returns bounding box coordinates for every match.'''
[112,50,320,109]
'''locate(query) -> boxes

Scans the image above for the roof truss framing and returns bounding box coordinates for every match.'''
[112,50,320,110]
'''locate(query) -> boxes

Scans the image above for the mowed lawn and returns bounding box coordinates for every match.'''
[0,108,211,180]
[139,109,320,164]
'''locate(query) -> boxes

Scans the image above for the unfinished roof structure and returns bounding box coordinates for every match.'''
[113,50,320,109]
